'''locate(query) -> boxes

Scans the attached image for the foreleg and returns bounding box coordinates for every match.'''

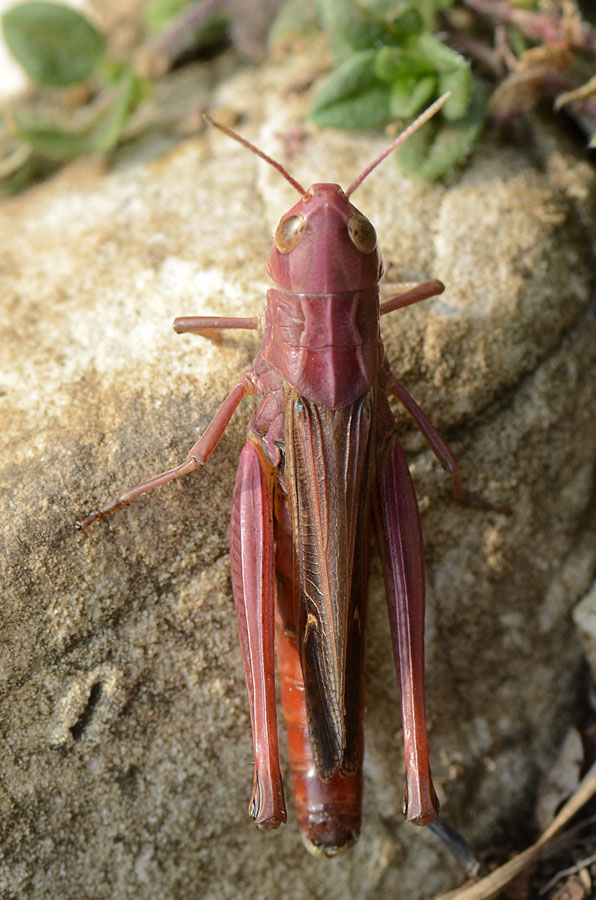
[173,315,258,344]
[380,280,444,316]
[229,441,286,828]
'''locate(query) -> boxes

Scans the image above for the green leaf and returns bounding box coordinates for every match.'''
[395,80,486,179]
[96,56,132,88]
[309,48,391,129]
[389,75,436,118]
[311,85,391,129]
[439,66,471,120]
[14,118,94,159]
[378,3,423,36]
[0,151,57,195]
[374,45,434,82]
[414,32,467,73]
[13,68,142,160]
[90,69,137,153]
[2,1,104,86]
[358,0,401,15]
[410,33,472,121]
[414,0,453,30]
[589,131,596,149]
[315,0,411,60]
[352,0,423,35]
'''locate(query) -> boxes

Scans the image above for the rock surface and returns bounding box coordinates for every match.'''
[1,51,596,900]
[574,580,596,682]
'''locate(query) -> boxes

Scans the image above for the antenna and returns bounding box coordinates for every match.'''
[203,114,308,197]
[345,92,452,198]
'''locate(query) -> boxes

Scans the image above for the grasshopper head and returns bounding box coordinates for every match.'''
[268,184,383,293]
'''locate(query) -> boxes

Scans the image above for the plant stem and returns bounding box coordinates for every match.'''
[462,0,596,55]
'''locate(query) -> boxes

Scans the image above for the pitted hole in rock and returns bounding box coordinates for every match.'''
[70,680,103,741]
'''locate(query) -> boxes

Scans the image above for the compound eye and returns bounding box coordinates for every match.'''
[274,214,306,253]
[347,214,377,254]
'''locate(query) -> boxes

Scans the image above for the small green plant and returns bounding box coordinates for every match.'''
[272,0,484,179]
[1,2,146,162]
[0,0,226,192]
[2,0,595,194]
[3,1,105,86]
[271,0,596,178]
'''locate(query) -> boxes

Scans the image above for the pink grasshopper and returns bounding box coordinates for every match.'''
[79,93,470,855]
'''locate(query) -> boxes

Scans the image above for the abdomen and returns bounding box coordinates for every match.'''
[274,500,364,855]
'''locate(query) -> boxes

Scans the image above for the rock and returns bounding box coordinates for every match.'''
[1,52,596,899]
[574,580,596,682]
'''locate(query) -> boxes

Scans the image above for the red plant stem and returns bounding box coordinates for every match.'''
[462,0,596,55]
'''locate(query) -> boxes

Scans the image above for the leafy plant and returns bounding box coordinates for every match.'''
[0,1,150,193]
[2,0,595,195]
[453,0,596,148]
[0,0,230,193]
[272,0,596,179]
[3,1,105,85]
[0,0,275,193]
[279,0,484,179]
